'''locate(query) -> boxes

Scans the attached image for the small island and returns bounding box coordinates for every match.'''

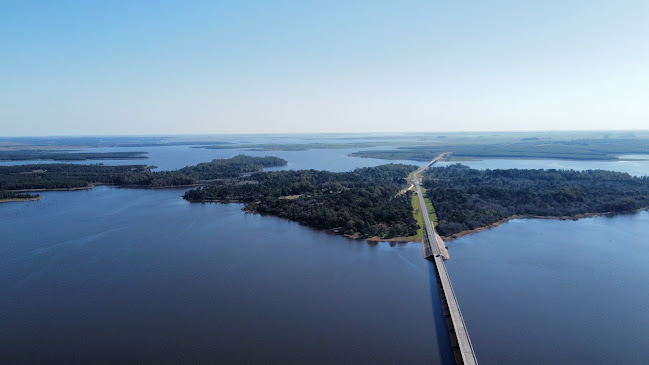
[424,164,649,238]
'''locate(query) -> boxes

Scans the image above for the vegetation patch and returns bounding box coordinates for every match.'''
[424,164,649,237]
[0,190,40,203]
[184,164,419,238]
[0,155,286,191]
[409,189,424,240]
[419,186,439,226]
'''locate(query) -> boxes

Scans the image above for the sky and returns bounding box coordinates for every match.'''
[1,0,648,136]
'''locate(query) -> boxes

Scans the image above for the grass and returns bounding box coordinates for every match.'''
[393,167,440,242]
[410,191,424,240]
[278,194,301,200]
[419,186,439,226]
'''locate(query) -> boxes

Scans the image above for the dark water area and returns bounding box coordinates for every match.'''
[446,212,649,364]
[0,187,451,364]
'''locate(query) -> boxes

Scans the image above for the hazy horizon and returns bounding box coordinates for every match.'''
[4,129,649,140]
[2,1,648,136]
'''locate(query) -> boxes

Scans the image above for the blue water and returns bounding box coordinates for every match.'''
[0,187,451,364]
[445,212,649,364]
[0,145,425,172]
[2,143,649,364]
[436,155,649,177]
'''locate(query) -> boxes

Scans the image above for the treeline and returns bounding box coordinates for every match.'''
[424,164,649,236]
[0,190,40,200]
[0,155,287,190]
[184,164,419,238]
[0,151,148,161]
[351,138,649,161]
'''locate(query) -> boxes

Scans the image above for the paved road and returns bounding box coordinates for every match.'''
[413,154,478,365]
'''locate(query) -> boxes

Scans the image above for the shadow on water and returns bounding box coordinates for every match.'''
[428,261,456,365]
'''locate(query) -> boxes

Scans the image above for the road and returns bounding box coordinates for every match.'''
[411,154,449,259]
[413,153,478,365]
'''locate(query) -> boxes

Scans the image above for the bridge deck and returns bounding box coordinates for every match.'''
[414,155,478,365]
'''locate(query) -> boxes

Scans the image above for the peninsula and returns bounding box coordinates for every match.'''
[425,164,649,238]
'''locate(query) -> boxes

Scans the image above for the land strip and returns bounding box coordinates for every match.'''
[424,164,649,238]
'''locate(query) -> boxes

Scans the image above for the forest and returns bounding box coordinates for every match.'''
[0,155,287,190]
[424,164,649,237]
[0,190,40,201]
[1,155,418,238]
[183,164,419,238]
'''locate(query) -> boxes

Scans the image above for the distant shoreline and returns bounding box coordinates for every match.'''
[11,185,99,193]
[0,196,44,204]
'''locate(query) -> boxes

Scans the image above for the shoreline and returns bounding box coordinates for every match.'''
[11,185,98,193]
[0,196,44,204]
[441,206,649,241]
[11,183,205,193]
[242,205,421,244]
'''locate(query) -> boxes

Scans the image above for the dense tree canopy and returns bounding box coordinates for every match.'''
[184,164,419,238]
[424,164,649,236]
[0,190,39,200]
[0,155,286,190]
[2,155,419,238]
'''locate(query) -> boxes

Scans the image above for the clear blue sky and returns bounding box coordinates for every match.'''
[1,0,647,136]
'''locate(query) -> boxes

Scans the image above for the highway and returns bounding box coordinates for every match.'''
[413,154,478,365]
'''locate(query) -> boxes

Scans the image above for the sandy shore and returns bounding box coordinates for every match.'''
[0,196,44,204]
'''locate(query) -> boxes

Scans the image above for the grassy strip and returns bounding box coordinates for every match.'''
[410,191,424,240]
[419,186,438,226]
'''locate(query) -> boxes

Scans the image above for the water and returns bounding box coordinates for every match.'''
[0,187,451,364]
[1,145,424,172]
[436,155,649,177]
[3,144,649,363]
[445,212,649,364]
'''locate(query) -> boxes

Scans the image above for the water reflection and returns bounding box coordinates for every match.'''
[428,262,455,365]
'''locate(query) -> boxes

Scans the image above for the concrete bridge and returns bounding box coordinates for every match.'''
[413,155,478,365]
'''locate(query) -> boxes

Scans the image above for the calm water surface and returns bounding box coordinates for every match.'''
[436,155,649,177]
[0,187,451,364]
[446,212,649,364]
[0,145,424,172]
[3,145,649,364]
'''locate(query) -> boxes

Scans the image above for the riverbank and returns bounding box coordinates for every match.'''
[442,206,649,241]
[0,196,43,204]
[11,185,97,193]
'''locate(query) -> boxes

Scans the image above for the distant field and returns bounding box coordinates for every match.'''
[352,137,649,161]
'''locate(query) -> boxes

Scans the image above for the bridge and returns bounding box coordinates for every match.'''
[413,155,478,365]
